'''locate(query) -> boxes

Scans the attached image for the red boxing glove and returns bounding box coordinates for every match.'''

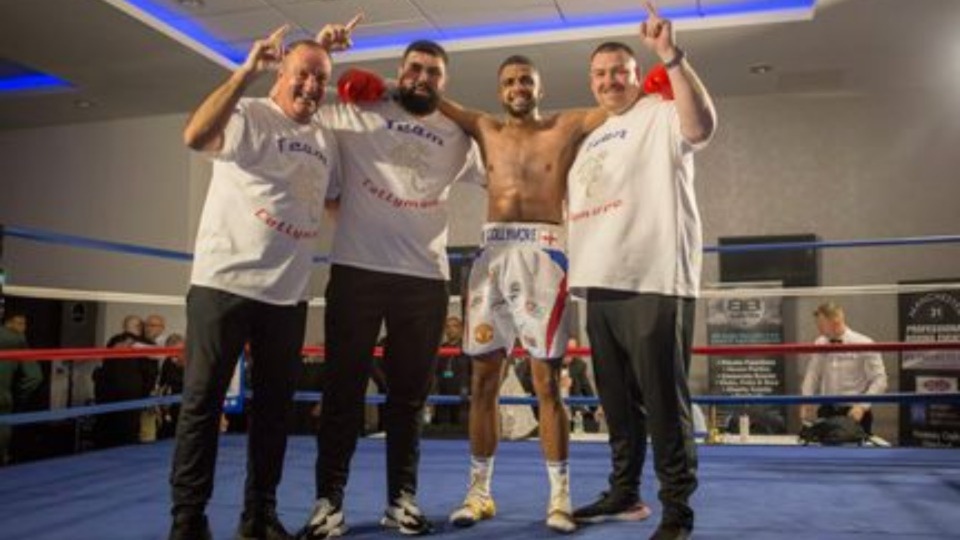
[643,64,674,100]
[337,68,387,103]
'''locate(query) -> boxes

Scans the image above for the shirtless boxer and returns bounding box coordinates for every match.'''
[440,55,605,533]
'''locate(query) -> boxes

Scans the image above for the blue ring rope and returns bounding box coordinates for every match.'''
[5,224,960,264]
[2,392,958,426]
[703,234,960,254]
[5,225,193,262]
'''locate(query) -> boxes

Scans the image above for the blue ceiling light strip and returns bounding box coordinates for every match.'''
[121,0,246,64]
[347,0,815,54]
[116,0,814,62]
[0,73,72,94]
[0,0,816,94]
[698,0,815,18]
[115,0,816,61]
[435,5,700,41]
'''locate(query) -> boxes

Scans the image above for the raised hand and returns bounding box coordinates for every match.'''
[316,12,364,52]
[639,2,676,61]
[241,25,289,76]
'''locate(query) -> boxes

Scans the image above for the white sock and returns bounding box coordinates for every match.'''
[546,460,571,510]
[470,455,494,497]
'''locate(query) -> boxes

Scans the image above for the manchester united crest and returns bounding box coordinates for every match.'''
[473,323,494,345]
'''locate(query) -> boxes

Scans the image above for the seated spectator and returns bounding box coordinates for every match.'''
[801,302,887,434]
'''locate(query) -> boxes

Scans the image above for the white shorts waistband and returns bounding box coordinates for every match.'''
[480,222,565,249]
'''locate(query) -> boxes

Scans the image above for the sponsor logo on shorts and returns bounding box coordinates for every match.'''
[474,323,494,345]
[483,226,563,246]
[525,301,546,319]
[523,335,538,349]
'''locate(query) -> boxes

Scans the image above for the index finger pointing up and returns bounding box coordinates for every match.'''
[268,24,290,44]
[644,1,660,21]
[345,12,364,31]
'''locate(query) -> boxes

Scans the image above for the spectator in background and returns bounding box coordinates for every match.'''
[156,333,186,440]
[560,338,599,433]
[94,315,157,448]
[145,314,168,346]
[141,314,168,442]
[429,316,471,432]
[801,302,887,433]
[0,311,43,465]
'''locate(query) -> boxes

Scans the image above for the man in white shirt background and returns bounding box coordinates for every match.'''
[801,301,888,434]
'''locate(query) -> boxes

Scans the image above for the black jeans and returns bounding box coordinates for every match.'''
[170,286,306,516]
[817,404,874,434]
[315,265,448,505]
[586,290,698,529]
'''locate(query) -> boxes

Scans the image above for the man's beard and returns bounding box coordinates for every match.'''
[396,84,439,115]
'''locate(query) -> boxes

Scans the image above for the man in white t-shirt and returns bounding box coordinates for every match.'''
[169,27,339,540]
[299,37,484,540]
[566,5,717,540]
[438,56,605,534]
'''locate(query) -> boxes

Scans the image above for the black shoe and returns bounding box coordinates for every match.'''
[572,491,652,524]
[380,492,434,536]
[649,524,692,540]
[169,513,213,540]
[299,498,347,540]
[236,507,293,540]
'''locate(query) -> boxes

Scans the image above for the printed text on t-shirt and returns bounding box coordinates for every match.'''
[277,137,329,165]
[384,119,444,146]
[362,178,440,209]
[569,199,624,222]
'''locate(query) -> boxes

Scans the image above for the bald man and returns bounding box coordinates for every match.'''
[170,27,339,540]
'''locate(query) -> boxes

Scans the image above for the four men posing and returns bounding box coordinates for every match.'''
[172,2,715,540]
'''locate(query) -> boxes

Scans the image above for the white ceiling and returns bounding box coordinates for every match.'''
[1,0,958,130]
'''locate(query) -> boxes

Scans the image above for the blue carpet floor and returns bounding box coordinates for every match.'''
[0,436,958,539]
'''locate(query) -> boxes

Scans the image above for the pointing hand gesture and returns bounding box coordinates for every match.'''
[241,25,289,75]
[639,2,676,61]
[317,12,364,52]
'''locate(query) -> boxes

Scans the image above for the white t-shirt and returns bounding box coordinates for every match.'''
[567,96,704,298]
[190,97,337,305]
[319,98,484,280]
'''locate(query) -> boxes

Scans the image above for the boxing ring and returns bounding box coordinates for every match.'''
[1,225,960,539]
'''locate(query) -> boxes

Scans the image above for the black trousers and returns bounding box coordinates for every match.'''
[586,290,698,529]
[315,265,448,505]
[170,286,306,516]
[817,404,874,434]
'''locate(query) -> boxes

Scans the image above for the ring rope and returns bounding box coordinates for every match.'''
[6,281,960,309]
[6,223,960,264]
[2,341,958,362]
[2,392,958,427]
